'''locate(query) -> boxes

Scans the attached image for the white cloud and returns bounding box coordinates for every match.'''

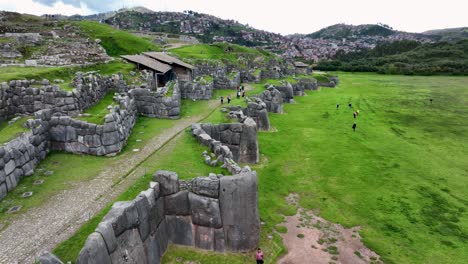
[0,0,467,34]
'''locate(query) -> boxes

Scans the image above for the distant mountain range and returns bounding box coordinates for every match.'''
[3,7,467,62]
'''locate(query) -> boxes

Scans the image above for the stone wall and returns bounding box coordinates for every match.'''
[213,72,241,89]
[224,100,270,131]
[270,82,294,103]
[178,79,214,100]
[0,110,50,200]
[0,73,128,122]
[0,94,137,199]
[48,94,137,156]
[257,86,283,113]
[75,170,259,264]
[191,118,259,164]
[129,82,181,119]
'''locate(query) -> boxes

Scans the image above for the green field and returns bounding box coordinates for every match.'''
[52,72,468,263]
[164,73,468,264]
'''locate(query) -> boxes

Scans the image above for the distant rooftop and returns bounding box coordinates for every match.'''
[143,52,195,70]
[121,55,172,74]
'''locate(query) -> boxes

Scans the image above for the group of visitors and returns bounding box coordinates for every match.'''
[220,85,246,104]
[337,102,360,132]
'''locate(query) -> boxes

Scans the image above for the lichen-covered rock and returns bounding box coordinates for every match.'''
[37,251,63,264]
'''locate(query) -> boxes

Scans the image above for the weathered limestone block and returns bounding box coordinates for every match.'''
[102,201,139,236]
[153,170,179,196]
[189,192,222,228]
[194,225,215,250]
[164,190,190,216]
[238,118,259,164]
[219,171,260,252]
[76,232,112,264]
[166,215,194,246]
[110,228,146,264]
[191,175,220,198]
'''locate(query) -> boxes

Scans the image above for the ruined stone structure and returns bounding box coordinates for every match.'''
[270,82,295,103]
[257,86,284,113]
[129,83,181,119]
[48,95,137,156]
[0,95,137,199]
[178,79,214,100]
[191,118,259,164]
[213,71,241,89]
[0,74,181,200]
[0,73,128,122]
[224,99,270,131]
[75,169,259,264]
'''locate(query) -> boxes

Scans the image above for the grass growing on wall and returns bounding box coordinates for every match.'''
[0,60,136,91]
[0,117,30,144]
[77,93,115,125]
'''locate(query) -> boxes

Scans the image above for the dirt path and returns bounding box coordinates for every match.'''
[277,194,382,264]
[0,100,220,264]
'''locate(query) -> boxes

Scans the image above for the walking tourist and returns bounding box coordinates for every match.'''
[255,248,264,264]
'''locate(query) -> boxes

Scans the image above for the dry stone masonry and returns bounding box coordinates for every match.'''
[178,78,214,100]
[191,118,259,165]
[129,82,181,119]
[0,73,182,199]
[75,169,259,264]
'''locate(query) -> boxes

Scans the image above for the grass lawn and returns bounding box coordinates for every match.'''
[56,72,467,264]
[0,117,30,144]
[77,93,115,125]
[243,72,467,264]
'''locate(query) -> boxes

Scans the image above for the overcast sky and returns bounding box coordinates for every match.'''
[1,0,467,34]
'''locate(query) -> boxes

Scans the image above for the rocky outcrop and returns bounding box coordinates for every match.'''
[129,82,181,119]
[75,170,259,263]
[243,99,270,131]
[257,86,284,113]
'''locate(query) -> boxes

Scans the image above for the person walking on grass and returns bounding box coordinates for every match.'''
[336,103,340,109]
[348,102,352,109]
[353,111,357,119]
[227,95,231,104]
[220,96,224,104]
[237,90,241,99]
[255,248,264,264]
[352,122,357,132]
[242,91,246,98]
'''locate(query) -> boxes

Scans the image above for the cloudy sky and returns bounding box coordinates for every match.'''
[0,0,467,34]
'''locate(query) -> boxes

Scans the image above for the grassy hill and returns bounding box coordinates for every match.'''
[169,42,271,61]
[316,40,468,75]
[77,20,161,56]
